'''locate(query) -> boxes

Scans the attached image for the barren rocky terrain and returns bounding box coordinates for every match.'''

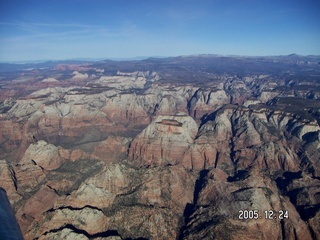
[0,54,320,239]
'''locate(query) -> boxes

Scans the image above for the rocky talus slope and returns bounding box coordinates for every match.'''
[0,55,320,239]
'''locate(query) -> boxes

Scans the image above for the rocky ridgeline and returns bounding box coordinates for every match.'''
[0,57,320,239]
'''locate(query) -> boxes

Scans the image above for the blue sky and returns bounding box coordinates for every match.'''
[0,0,319,62]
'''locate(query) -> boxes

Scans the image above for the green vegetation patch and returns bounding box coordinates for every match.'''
[47,158,103,195]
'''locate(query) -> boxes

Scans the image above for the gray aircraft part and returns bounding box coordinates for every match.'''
[0,187,24,240]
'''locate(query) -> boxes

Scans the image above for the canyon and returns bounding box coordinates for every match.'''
[0,54,320,239]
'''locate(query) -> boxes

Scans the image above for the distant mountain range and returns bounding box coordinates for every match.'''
[1,53,319,65]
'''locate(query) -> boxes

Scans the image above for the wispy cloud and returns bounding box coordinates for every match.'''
[0,21,105,29]
[0,20,123,40]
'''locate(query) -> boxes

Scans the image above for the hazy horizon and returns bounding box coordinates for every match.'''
[2,53,320,65]
[1,0,320,62]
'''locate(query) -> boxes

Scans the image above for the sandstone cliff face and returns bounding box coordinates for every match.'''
[0,57,320,239]
[187,88,230,118]
[128,103,319,175]
[128,115,198,168]
[95,71,149,89]
[127,105,320,239]
[23,163,196,240]
[181,169,313,240]
[0,160,21,204]
[20,140,63,170]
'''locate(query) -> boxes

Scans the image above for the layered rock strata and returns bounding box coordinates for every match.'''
[0,58,319,239]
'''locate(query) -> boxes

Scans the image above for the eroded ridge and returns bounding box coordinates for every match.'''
[0,55,319,239]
